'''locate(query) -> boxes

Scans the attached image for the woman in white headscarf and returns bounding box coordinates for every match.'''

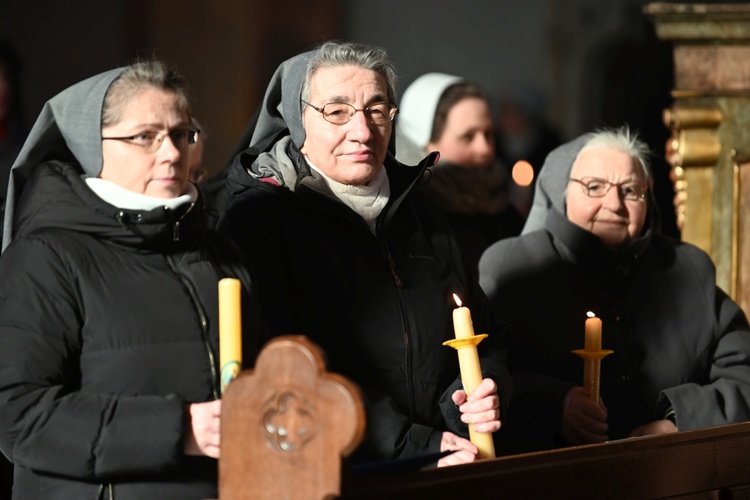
[396,73,523,279]
[0,60,261,499]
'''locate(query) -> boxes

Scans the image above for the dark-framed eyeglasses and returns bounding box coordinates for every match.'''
[101,129,199,154]
[569,177,647,201]
[301,99,398,125]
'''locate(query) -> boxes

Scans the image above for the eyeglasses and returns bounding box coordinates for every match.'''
[301,99,398,125]
[569,177,647,201]
[101,129,199,154]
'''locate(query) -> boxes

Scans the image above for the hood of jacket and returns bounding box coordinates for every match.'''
[13,160,204,251]
[3,68,124,250]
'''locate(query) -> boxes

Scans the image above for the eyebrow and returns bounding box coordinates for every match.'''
[323,93,390,105]
[122,121,191,131]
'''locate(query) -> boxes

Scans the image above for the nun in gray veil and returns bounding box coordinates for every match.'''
[0,61,260,499]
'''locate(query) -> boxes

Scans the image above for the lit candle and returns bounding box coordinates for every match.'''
[452,294,476,340]
[572,311,612,403]
[219,278,242,394]
[445,293,496,460]
[584,312,602,351]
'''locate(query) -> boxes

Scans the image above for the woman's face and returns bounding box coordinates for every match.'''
[565,147,648,249]
[426,97,495,168]
[300,65,392,186]
[100,87,191,198]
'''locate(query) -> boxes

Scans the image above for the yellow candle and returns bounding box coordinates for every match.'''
[452,294,476,340]
[219,278,242,394]
[584,312,602,352]
[449,293,495,460]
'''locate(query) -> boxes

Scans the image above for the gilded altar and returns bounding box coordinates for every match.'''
[645,3,750,316]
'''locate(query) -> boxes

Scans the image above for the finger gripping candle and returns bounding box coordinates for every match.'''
[219,278,242,394]
[442,293,496,460]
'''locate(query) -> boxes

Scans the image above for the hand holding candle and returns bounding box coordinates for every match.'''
[572,312,612,403]
[442,293,496,460]
[219,278,242,394]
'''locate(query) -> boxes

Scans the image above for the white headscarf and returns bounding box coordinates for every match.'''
[395,72,463,165]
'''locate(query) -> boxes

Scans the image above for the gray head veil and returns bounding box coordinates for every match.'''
[248,51,312,154]
[521,132,594,234]
[2,67,124,250]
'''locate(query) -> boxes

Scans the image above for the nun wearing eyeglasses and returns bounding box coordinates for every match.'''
[479,127,750,454]
[0,60,261,499]
[217,41,511,467]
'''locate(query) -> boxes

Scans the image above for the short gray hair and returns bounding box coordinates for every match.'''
[577,126,653,188]
[102,59,192,128]
[300,41,398,105]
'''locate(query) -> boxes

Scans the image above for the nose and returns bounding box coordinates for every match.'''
[159,134,182,161]
[601,184,625,211]
[476,134,494,157]
[347,110,375,142]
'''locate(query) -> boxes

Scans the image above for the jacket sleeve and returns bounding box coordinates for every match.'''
[0,236,186,478]
[659,283,750,430]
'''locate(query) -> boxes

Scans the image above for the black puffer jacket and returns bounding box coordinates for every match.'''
[219,141,511,461]
[0,161,259,500]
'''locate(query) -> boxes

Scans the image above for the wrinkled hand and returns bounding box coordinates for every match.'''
[437,431,478,467]
[452,378,501,433]
[184,399,222,458]
[559,386,608,446]
[628,419,678,438]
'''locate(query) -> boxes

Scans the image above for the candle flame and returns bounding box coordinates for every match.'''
[453,293,463,308]
[586,311,596,318]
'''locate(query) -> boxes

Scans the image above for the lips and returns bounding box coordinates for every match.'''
[348,150,374,159]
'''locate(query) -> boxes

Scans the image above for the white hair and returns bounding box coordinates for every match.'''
[578,126,653,188]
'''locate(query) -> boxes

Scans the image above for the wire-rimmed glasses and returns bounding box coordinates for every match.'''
[102,129,199,154]
[301,99,397,125]
[569,177,647,201]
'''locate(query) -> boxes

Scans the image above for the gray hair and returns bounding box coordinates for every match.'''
[102,59,192,128]
[577,126,653,188]
[300,41,398,105]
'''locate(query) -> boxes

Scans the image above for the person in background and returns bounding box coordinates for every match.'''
[0,60,261,499]
[479,127,750,454]
[396,73,523,279]
[188,117,207,183]
[218,41,511,467]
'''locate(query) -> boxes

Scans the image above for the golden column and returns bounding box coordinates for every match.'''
[645,3,750,315]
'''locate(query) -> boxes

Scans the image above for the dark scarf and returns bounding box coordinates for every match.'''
[421,160,510,215]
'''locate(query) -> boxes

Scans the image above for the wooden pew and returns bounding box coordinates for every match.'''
[343,422,750,499]
[220,335,750,499]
